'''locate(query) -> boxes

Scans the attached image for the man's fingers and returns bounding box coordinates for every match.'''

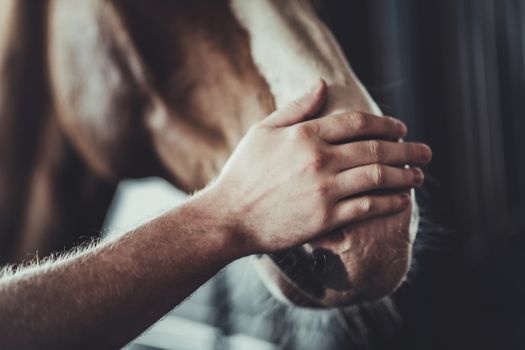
[307,112,406,143]
[333,165,423,199]
[264,79,327,127]
[331,140,432,170]
[330,192,411,229]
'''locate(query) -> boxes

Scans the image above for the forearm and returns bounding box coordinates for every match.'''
[0,190,241,350]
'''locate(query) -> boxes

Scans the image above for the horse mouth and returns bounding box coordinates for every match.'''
[269,247,353,300]
[254,226,413,308]
[252,247,360,308]
[256,247,409,308]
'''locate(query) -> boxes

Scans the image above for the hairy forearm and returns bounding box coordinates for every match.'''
[0,191,241,350]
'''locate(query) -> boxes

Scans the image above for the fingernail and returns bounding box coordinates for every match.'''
[421,144,432,162]
[397,120,407,135]
[413,168,424,186]
[400,193,411,205]
[388,117,407,135]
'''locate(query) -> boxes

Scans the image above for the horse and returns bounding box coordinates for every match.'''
[0,0,419,309]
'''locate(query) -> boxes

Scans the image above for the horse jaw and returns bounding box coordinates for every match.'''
[231,0,419,307]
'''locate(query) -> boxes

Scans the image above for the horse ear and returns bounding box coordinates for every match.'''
[264,79,326,127]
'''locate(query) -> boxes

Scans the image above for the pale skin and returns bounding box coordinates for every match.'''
[0,81,431,349]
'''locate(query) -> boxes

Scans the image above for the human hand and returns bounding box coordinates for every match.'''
[205,80,431,255]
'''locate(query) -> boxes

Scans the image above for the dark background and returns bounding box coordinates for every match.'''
[319,0,525,348]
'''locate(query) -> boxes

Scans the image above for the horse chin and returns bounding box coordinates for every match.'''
[254,201,418,308]
[253,251,411,308]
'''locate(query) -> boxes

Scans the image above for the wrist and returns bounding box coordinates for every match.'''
[187,185,250,260]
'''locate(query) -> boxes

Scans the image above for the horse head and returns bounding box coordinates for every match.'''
[47,0,419,307]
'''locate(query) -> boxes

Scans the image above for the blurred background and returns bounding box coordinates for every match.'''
[2,0,525,349]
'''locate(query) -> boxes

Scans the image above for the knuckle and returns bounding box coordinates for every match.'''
[316,182,328,196]
[291,124,314,140]
[368,140,384,162]
[316,207,331,228]
[315,178,333,197]
[369,164,386,186]
[359,197,375,215]
[309,150,329,171]
[349,112,368,131]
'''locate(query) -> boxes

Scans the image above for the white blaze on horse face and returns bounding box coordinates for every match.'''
[231,0,419,303]
[230,0,381,115]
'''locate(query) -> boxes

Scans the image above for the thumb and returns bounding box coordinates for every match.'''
[265,79,326,127]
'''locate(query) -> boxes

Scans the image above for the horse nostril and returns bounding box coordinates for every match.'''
[312,250,327,273]
[282,251,298,268]
[311,248,353,291]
